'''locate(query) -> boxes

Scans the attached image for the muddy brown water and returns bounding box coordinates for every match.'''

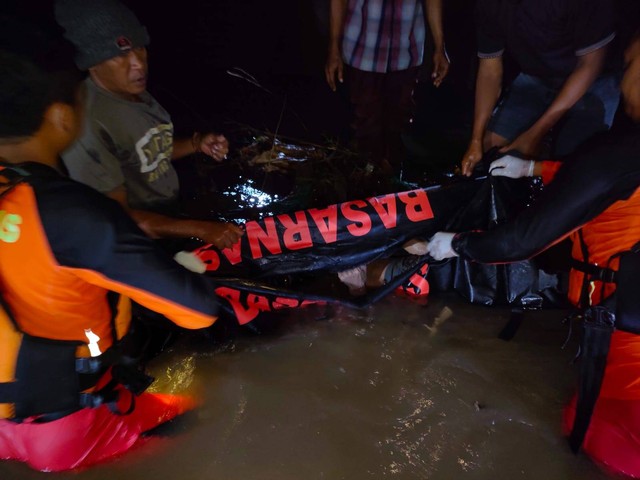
[0,294,611,480]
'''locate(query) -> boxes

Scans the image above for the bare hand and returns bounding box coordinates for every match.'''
[325,49,344,92]
[200,221,244,250]
[194,133,229,162]
[432,48,450,88]
[461,141,483,176]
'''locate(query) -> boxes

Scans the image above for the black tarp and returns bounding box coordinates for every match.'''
[427,174,565,308]
[194,173,565,324]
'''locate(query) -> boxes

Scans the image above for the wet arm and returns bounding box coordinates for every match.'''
[171,136,198,160]
[456,147,640,263]
[461,57,503,175]
[47,188,220,329]
[517,48,608,148]
[325,0,348,91]
[172,133,229,162]
[424,0,449,86]
[471,57,503,146]
[106,187,244,249]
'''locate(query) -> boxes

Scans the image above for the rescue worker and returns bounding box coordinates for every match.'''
[418,32,640,477]
[0,47,220,472]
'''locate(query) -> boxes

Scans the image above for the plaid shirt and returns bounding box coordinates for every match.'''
[342,0,426,73]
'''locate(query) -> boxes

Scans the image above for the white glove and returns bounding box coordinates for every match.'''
[489,155,535,178]
[426,232,458,261]
[174,251,207,274]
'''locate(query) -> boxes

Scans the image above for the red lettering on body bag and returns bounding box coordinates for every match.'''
[341,200,372,236]
[398,190,434,222]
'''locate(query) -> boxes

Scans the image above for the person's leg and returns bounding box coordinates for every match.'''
[337,265,368,295]
[486,73,552,152]
[382,67,420,169]
[337,258,398,294]
[552,73,621,157]
[346,66,386,167]
[337,255,425,295]
[483,131,510,151]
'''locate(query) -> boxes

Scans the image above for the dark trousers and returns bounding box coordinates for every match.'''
[347,66,419,168]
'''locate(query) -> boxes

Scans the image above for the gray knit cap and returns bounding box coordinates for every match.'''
[55,0,150,70]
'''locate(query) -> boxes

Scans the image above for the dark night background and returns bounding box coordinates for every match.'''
[1,0,639,174]
[0,0,478,170]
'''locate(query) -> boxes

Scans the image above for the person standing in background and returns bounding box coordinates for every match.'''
[461,0,620,176]
[325,0,449,173]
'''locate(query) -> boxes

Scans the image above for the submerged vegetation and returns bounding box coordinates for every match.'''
[180,128,420,223]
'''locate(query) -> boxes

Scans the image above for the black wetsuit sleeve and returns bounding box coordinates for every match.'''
[34,178,219,324]
[454,131,640,263]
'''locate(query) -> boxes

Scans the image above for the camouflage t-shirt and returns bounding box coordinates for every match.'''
[62,78,180,211]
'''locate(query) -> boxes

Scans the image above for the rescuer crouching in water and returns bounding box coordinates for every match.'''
[414,31,640,478]
[0,47,221,472]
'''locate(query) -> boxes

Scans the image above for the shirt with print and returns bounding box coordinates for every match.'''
[476,0,616,79]
[62,78,180,211]
[341,0,426,73]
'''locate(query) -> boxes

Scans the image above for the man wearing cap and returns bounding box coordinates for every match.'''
[55,0,244,251]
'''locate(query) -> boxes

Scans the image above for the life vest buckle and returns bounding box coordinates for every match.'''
[111,364,154,396]
[75,357,102,375]
[584,304,616,330]
[78,392,105,409]
[598,268,617,284]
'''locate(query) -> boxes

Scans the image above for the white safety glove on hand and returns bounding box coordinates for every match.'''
[489,155,535,178]
[174,251,207,274]
[426,232,458,261]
